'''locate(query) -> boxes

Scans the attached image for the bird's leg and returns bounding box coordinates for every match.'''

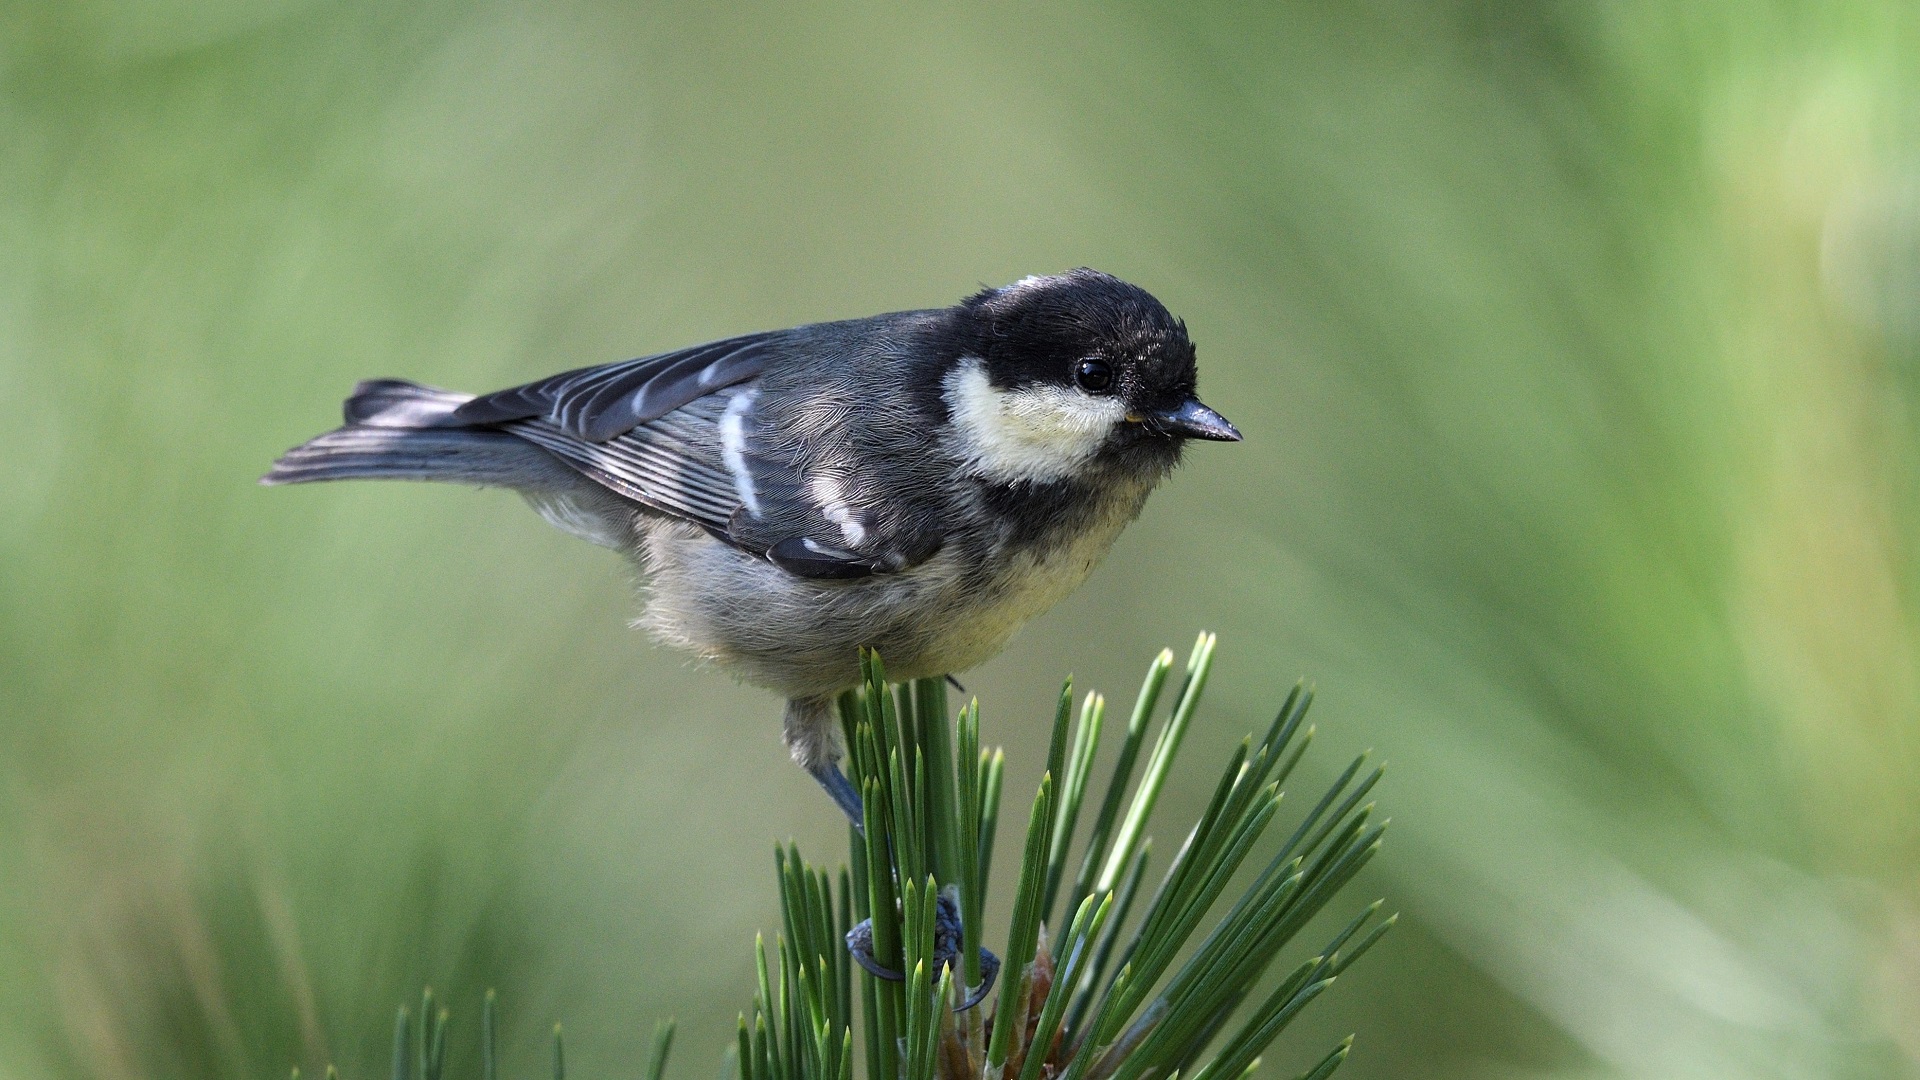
[808,761,866,828]
[789,698,1000,1010]
[786,695,866,828]
[845,890,1001,1012]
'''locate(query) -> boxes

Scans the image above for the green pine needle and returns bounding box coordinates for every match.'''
[482,991,497,1080]
[345,637,1385,1080]
[392,1007,409,1080]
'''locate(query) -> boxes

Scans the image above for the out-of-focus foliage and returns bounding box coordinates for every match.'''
[1,3,1916,1079]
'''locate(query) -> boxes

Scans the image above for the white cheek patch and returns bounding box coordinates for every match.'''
[943,357,1128,484]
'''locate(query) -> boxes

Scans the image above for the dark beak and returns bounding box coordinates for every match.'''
[1146,398,1241,441]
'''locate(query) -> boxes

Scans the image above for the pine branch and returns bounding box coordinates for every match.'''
[326,636,1389,1080]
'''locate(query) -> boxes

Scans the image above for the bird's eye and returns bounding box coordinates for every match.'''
[1074,359,1114,393]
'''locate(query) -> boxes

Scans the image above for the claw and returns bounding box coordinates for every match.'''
[956,948,1001,1011]
[844,917,903,981]
[844,892,1002,1011]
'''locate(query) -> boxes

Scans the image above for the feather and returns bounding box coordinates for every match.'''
[272,319,949,578]
[445,331,780,441]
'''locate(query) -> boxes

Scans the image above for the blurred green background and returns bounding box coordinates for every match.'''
[4,2,1919,1077]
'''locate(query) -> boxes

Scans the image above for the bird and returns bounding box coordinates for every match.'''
[263,268,1239,826]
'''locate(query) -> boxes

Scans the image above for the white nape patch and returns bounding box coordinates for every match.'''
[719,388,761,517]
[942,357,1128,484]
[809,474,868,547]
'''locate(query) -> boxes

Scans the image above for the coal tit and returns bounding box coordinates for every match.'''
[265,269,1239,823]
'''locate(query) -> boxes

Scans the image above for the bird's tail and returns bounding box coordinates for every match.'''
[261,379,547,487]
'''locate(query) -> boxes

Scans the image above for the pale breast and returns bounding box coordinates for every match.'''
[912,481,1150,676]
[630,478,1151,697]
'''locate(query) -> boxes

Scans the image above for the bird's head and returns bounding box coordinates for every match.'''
[942,268,1239,486]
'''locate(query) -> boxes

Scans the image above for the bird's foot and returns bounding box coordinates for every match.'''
[844,891,1001,1011]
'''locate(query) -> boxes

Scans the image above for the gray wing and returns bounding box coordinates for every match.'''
[446,331,781,442]
[446,331,942,579]
[715,386,946,579]
[507,390,940,579]
[505,393,746,534]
